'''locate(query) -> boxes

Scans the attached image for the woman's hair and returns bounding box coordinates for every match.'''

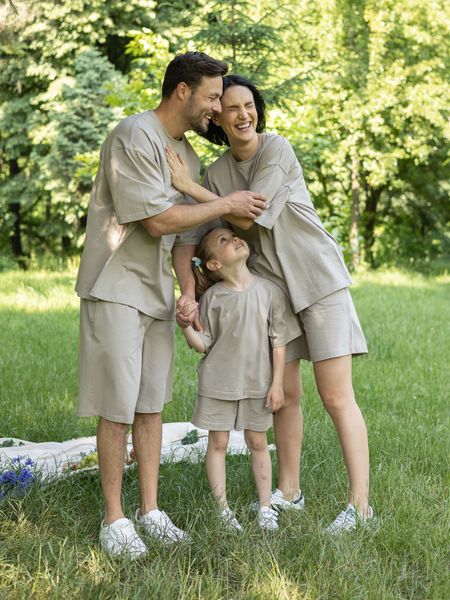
[192,229,223,300]
[202,74,266,146]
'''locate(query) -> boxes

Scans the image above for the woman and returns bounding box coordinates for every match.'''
[167,74,373,532]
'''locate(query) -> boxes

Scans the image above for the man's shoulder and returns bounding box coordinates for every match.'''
[106,111,162,154]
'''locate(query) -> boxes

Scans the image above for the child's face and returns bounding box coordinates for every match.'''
[206,228,249,268]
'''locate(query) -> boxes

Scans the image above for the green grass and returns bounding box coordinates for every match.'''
[0,268,449,599]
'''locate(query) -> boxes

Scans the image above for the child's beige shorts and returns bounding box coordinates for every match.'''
[192,396,273,432]
[286,287,368,363]
[77,299,174,424]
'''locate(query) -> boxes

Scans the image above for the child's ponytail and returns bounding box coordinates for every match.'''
[192,229,222,300]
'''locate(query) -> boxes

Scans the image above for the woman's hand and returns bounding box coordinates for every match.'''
[166,145,193,194]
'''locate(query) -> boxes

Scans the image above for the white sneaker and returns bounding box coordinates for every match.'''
[219,507,243,532]
[135,508,192,545]
[324,503,375,534]
[257,505,279,531]
[271,488,305,512]
[99,518,148,558]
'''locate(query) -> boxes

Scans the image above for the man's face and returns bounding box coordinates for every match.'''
[184,76,223,134]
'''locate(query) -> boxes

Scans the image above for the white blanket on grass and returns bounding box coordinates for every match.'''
[0,422,274,480]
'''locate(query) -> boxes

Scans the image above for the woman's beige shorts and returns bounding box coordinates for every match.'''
[286,287,368,363]
[192,396,273,432]
[77,299,174,424]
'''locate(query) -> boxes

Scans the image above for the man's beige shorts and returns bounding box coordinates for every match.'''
[192,396,273,432]
[77,299,174,424]
[286,287,368,363]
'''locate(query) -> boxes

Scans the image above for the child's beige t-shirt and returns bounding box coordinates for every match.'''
[204,133,352,313]
[76,110,200,320]
[197,276,301,400]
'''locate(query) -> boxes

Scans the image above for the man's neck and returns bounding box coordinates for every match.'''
[153,102,187,140]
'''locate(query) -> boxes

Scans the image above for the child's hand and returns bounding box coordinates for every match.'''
[165,145,193,193]
[265,384,284,413]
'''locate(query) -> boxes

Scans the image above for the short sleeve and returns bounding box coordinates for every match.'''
[268,285,302,347]
[250,137,302,230]
[105,147,172,225]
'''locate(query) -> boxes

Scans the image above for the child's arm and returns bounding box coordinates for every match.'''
[265,345,286,412]
[181,325,207,353]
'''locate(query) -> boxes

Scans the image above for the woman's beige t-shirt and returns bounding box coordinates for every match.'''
[197,276,301,400]
[75,110,200,320]
[204,133,352,313]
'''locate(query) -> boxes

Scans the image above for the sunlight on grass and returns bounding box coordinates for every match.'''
[0,271,78,313]
[354,268,450,287]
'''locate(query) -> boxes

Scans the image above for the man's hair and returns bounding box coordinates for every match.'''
[161,52,228,99]
[202,74,266,146]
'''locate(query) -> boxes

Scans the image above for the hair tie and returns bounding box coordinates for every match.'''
[192,257,202,268]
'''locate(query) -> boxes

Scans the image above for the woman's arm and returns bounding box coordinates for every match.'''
[265,345,286,412]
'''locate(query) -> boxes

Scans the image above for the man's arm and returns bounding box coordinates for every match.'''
[172,245,202,330]
[140,192,264,237]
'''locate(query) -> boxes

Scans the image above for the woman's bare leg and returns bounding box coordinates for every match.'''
[313,355,369,513]
[273,360,303,499]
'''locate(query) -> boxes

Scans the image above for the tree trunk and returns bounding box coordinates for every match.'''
[349,152,361,270]
[8,159,26,267]
[363,186,382,268]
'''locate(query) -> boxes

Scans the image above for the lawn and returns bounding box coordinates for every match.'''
[0,268,449,599]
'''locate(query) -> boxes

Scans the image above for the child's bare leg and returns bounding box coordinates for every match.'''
[244,430,272,507]
[205,430,230,508]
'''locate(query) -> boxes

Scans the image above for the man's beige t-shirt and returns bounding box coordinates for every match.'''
[75,110,200,320]
[204,133,352,313]
[197,276,301,400]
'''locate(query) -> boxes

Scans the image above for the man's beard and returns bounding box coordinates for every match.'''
[186,97,210,134]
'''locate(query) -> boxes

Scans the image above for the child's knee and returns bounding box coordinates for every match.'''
[244,430,268,453]
[208,431,229,452]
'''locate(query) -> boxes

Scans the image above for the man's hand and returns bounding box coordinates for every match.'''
[226,191,266,219]
[265,383,284,413]
[176,294,203,331]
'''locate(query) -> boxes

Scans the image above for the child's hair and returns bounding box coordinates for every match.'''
[192,229,223,300]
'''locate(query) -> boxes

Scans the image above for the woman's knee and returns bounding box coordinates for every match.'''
[283,362,302,406]
[320,389,356,417]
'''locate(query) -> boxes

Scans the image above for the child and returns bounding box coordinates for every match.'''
[179,227,301,531]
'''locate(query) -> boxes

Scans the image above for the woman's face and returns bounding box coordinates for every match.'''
[214,85,258,146]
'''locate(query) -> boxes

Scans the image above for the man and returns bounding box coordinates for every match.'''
[75,51,266,558]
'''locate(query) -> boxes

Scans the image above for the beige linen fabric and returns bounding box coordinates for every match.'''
[285,288,368,363]
[192,396,272,432]
[204,133,352,313]
[78,300,174,424]
[196,276,301,400]
[75,110,200,320]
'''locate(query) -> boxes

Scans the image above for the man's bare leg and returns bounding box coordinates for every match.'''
[132,412,162,514]
[97,417,128,524]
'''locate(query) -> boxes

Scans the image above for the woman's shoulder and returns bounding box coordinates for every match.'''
[259,132,295,159]
[204,149,233,178]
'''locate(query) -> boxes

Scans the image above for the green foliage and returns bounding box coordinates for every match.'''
[0,0,448,267]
